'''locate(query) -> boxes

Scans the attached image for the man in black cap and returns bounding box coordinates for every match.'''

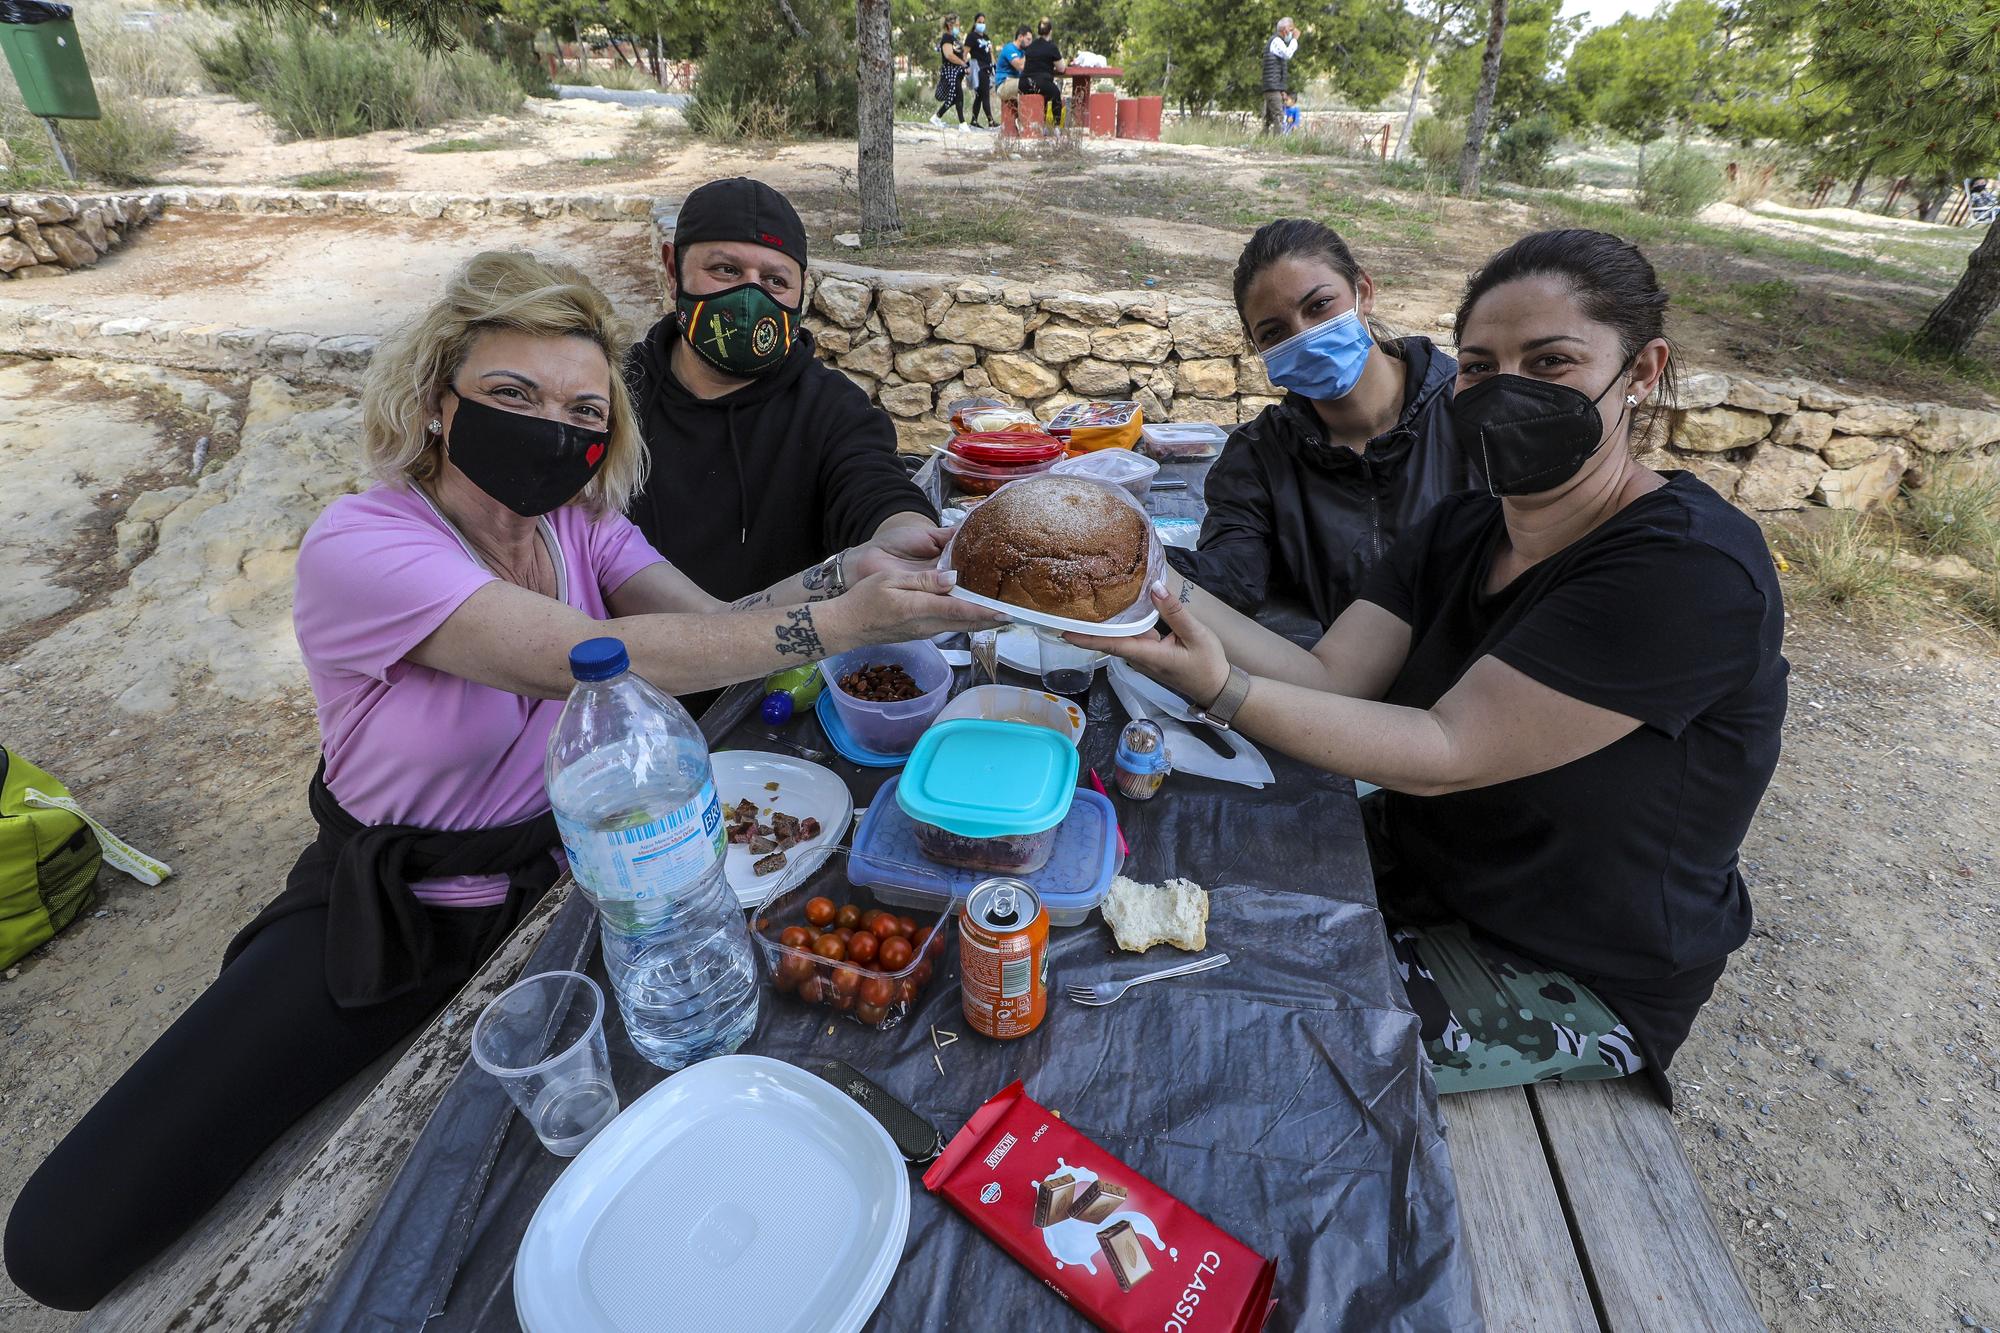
[626,177,936,605]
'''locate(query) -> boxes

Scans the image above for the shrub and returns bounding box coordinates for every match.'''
[1782,513,1900,612]
[1637,144,1725,218]
[1410,115,1463,171]
[1490,115,1575,188]
[896,76,930,117]
[198,18,527,140]
[1903,467,2000,562]
[0,88,182,187]
[75,3,231,98]
[689,0,855,139]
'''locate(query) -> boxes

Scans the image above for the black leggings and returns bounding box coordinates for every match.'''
[970,69,994,124]
[3,903,500,1311]
[935,85,964,121]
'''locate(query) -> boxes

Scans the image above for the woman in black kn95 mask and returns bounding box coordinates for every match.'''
[1073,229,1789,1107]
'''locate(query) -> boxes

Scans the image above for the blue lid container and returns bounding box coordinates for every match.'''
[897,719,1080,838]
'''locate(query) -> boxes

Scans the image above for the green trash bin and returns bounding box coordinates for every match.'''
[0,0,100,121]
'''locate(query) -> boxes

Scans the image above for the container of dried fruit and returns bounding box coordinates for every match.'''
[819,641,953,755]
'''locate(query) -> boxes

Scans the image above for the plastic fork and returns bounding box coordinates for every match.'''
[1065,953,1230,1006]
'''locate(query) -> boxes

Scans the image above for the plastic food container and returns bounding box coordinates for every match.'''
[1046,400,1143,452]
[1050,449,1162,500]
[853,778,1119,926]
[752,847,955,1031]
[896,719,1079,875]
[941,451,1061,497]
[948,429,1065,466]
[821,641,952,755]
[1140,421,1230,460]
[935,686,1086,747]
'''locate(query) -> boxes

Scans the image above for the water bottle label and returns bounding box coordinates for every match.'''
[558,780,725,902]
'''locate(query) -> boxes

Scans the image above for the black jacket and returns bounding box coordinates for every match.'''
[1166,336,1474,630]
[625,322,935,603]
[223,762,556,1008]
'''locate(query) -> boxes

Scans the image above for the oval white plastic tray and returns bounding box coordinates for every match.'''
[514,1055,910,1333]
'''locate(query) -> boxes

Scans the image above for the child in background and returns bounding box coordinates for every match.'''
[1283,92,1301,134]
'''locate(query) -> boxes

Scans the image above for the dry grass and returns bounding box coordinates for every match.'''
[1778,514,1905,614]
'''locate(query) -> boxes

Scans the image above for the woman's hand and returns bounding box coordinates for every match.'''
[1068,580,1231,708]
[821,569,1003,649]
[846,525,952,582]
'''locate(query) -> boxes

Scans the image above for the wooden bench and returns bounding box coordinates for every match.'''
[1442,1082,1766,1331]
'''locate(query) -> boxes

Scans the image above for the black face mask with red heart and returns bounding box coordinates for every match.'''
[442,390,609,517]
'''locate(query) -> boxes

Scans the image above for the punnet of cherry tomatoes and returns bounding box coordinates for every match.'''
[752,858,955,1030]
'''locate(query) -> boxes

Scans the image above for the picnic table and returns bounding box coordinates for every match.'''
[77,452,1765,1332]
[1064,63,1122,111]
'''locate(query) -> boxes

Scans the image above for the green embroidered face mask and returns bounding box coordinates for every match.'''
[676,281,797,378]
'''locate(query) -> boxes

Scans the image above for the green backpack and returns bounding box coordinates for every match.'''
[0,747,104,969]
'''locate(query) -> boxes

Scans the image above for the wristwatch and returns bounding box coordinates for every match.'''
[1189,666,1251,731]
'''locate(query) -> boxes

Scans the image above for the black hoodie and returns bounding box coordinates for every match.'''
[625,322,935,602]
[1165,336,1474,630]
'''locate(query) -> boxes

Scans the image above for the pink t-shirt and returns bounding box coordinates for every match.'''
[293,484,667,906]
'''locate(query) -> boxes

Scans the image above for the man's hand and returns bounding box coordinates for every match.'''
[847,525,952,581]
[1068,580,1231,709]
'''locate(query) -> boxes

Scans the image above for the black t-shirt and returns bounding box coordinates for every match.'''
[1360,472,1787,1087]
[967,31,993,68]
[1021,37,1062,81]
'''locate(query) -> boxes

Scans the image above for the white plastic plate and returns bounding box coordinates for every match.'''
[712,751,852,909]
[514,1055,911,1333]
[946,583,1160,637]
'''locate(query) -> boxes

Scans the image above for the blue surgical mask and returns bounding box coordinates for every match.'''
[975,21,985,31]
[1258,308,1374,401]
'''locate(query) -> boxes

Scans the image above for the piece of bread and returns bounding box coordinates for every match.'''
[1100,875,1208,952]
[950,475,1150,622]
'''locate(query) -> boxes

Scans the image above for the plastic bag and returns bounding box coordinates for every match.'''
[0,0,74,23]
[1047,400,1144,454]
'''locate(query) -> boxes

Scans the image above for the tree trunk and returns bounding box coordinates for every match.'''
[857,0,903,241]
[1394,46,1434,161]
[775,0,831,119]
[1844,150,1881,209]
[1456,0,1508,195]
[1915,176,1950,224]
[1916,218,2000,357]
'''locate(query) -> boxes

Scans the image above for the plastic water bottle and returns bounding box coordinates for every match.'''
[546,637,758,1071]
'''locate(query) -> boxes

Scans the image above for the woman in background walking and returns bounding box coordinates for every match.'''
[965,12,996,129]
[931,14,970,131]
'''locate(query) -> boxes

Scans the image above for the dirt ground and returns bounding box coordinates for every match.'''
[1,87,1997,1331]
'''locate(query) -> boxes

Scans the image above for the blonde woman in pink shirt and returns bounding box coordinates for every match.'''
[4,251,999,1312]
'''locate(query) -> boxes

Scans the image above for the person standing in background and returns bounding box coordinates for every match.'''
[965,13,996,129]
[1262,18,1298,135]
[931,14,970,131]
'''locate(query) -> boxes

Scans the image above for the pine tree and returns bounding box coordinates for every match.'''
[1782,0,2000,356]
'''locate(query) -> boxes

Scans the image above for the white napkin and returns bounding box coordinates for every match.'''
[1107,662,1274,788]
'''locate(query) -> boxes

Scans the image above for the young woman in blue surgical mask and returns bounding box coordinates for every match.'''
[1163,218,1476,635]
[1076,229,1786,1108]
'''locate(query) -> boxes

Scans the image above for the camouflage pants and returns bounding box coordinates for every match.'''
[1388,921,1645,1094]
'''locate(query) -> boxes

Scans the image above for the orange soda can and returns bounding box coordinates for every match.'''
[960,878,1048,1039]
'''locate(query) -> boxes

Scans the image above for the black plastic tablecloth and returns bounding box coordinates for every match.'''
[302,457,1480,1331]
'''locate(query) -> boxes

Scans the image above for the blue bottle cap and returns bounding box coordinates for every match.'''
[568,636,629,682]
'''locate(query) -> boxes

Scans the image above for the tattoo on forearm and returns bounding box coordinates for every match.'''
[731,590,772,610]
[775,606,825,658]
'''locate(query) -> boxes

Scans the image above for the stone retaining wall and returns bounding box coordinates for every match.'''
[786,262,2000,513]
[0,193,165,280]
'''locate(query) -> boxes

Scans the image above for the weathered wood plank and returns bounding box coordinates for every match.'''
[1531,1079,1765,1333]
[1441,1087,1601,1332]
[86,882,572,1332]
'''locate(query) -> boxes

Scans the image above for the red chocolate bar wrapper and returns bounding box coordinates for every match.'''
[923,1081,1276,1333]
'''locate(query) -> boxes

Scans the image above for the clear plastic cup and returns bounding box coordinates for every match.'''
[1036,628,1107,696]
[471,970,620,1157]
